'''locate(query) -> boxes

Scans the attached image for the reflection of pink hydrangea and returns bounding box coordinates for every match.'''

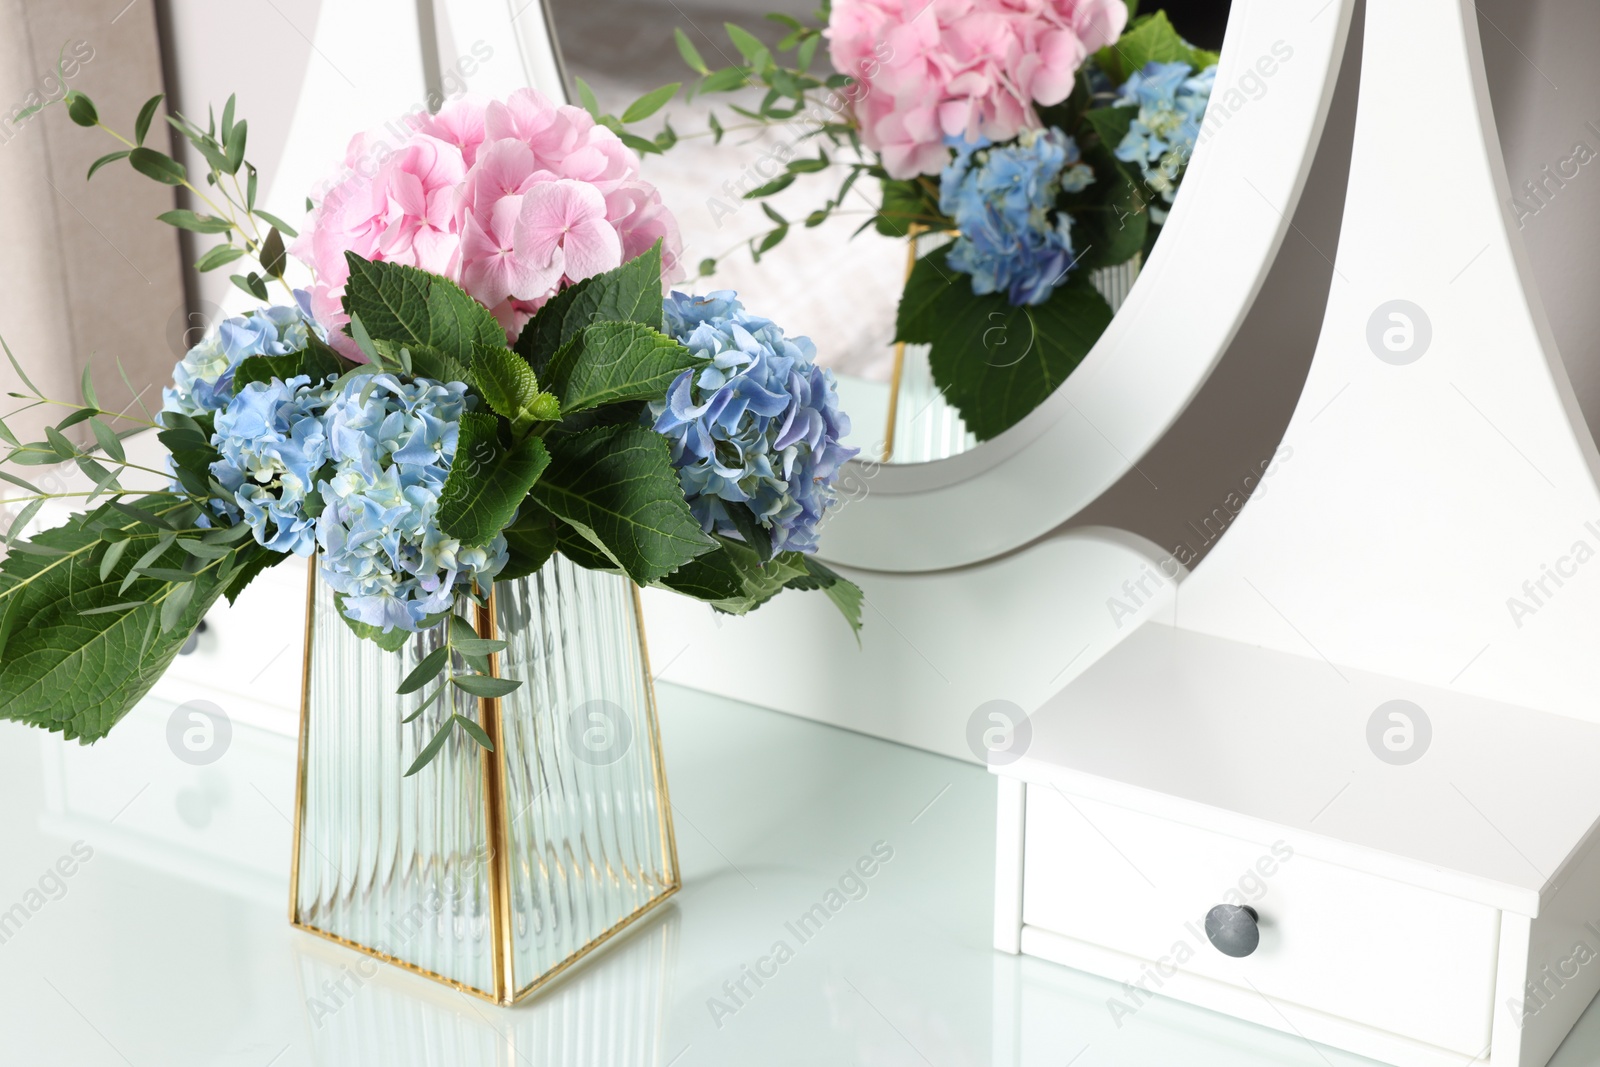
[828,0,1128,178]
[294,90,684,355]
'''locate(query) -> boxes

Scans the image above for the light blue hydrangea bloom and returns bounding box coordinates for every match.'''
[1114,61,1217,210]
[651,292,858,555]
[315,373,507,632]
[210,375,329,555]
[162,295,320,418]
[939,128,1094,306]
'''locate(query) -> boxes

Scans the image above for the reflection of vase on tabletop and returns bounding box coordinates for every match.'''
[296,898,680,1065]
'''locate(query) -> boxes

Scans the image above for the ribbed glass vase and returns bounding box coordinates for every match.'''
[884,248,1142,463]
[290,555,679,1004]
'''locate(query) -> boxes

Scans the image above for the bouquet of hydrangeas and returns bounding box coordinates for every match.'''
[589,1,1218,441]
[0,81,859,771]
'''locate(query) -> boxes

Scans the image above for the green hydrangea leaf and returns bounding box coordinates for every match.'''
[516,240,665,372]
[497,504,561,583]
[470,343,558,432]
[333,594,412,651]
[532,423,714,584]
[784,555,864,637]
[0,502,235,742]
[342,253,505,368]
[896,245,1112,441]
[232,338,356,392]
[544,321,702,416]
[1061,139,1148,271]
[1095,11,1210,83]
[437,412,552,547]
[653,536,805,613]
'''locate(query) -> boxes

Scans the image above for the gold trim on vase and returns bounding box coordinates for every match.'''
[881,223,926,463]
[288,560,681,1006]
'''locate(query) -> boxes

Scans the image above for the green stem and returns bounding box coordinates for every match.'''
[0,500,192,604]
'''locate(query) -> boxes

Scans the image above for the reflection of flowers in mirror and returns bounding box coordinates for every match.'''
[704,63,883,229]
[0,39,94,146]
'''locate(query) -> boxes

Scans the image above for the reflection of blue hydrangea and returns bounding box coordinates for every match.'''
[316,374,507,632]
[162,296,320,418]
[210,375,329,555]
[1114,61,1216,208]
[651,292,858,555]
[939,128,1094,306]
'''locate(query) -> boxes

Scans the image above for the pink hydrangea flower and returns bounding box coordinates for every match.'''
[295,89,684,356]
[827,0,1128,179]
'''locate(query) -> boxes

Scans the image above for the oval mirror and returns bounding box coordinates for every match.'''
[536,0,1352,572]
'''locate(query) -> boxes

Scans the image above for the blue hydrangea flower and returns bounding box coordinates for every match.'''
[1114,61,1217,209]
[939,128,1093,306]
[315,373,507,632]
[210,375,329,555]
[651,292,858,555]
[162,297,321,418]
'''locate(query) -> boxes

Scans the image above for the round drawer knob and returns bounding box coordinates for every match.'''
[1204,904,1260,958]
[178,619,209,656]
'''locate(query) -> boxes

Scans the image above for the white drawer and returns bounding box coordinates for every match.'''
[1020,784,1500,1057]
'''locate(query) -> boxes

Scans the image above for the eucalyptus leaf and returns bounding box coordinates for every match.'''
[451,674,521,699]
[64,90,97,127]
[621,83,681,123]
[404,716,457,777]
[260,226,286,277]
[157,209,233,234]
[135,95,163,145]
[90,419,125,463]
[452,712,496,748]
[675,28,710,75]
[128,146,186,185]
[254,209,298,238]
[398,646,449,695]
[86,151,130,181]
[194,244,246,272]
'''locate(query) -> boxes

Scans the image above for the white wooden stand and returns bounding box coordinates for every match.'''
[996,0,1600,1064]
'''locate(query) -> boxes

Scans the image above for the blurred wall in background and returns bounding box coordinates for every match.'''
[0,0,184,440]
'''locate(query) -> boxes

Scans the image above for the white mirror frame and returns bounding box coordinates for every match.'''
[819,0,1359,572]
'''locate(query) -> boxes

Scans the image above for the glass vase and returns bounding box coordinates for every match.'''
[289,554,679,1005]
[883,238,1142,463]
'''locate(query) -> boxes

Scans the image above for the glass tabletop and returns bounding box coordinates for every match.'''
[1,684,1593,1066]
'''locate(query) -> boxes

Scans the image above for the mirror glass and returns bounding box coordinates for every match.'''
[548,0,1231,464]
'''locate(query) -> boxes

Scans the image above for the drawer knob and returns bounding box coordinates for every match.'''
[178,619,209,656]
[1204,904,1260,958]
